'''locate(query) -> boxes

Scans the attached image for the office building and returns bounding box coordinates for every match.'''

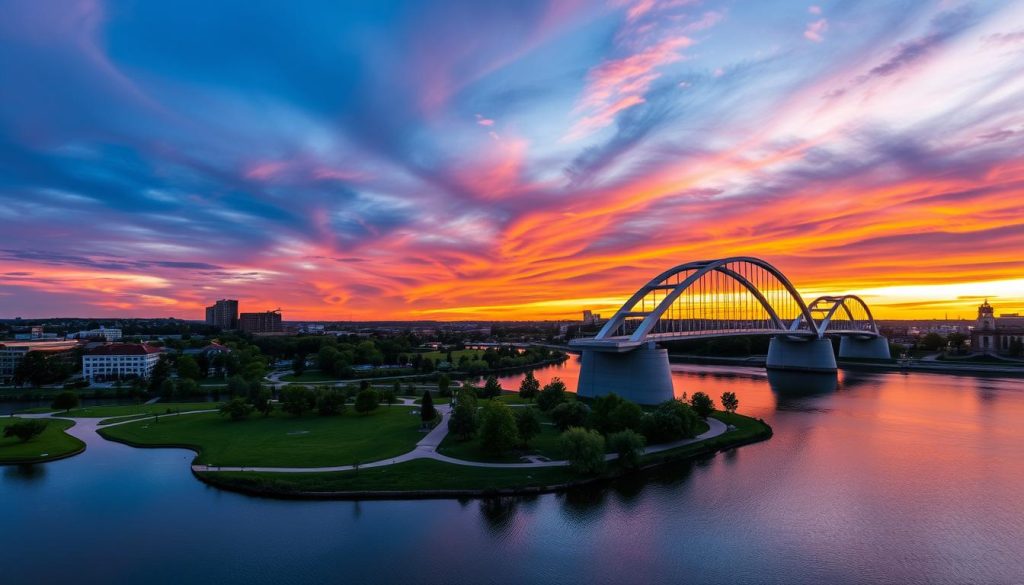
[82,344,163,382]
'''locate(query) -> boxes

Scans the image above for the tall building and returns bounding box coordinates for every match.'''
[971,300,1024,355]
[239,310,283,334]
[205,299,238,330]
[82,343,163,382]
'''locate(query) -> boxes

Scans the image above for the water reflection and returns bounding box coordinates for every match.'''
[3,463,46,483]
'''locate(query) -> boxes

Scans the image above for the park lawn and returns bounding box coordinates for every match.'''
[437,409,566,463]
[0,417,85,463]
[494,393,535,405]
[14,407,57,414]
[281,370,345,383]
[202,458,578,493]
[58,402,220,419]
[99,406,426,467]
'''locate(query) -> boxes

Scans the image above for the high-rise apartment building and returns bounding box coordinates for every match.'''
[205,299,239,330]
[239,310,283,334]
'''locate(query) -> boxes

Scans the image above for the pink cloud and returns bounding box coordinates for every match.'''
[809,5,822,15]
[475,113,495,126]
[805,18,828,42]
[245,161,287,180]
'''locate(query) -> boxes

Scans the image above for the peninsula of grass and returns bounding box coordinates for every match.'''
[98,406,426,468]
[56,402,221,419]
[0,417,86,464]
[195,412,771,499]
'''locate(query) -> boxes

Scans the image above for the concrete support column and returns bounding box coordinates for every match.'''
[766,336,837,372]
[577,344,674,405]
[838,336,891,360]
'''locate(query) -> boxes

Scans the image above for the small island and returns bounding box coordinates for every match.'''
[0,417,85,464]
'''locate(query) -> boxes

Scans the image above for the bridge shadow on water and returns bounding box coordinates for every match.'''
[767,369,839,411]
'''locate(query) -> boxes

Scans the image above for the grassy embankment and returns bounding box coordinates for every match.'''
[0,417,85,464]
[99,406,425,467]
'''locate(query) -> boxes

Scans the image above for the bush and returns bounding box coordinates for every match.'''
[354,389,380,414]
[608,429,646,470]
[551,400,589,432]
[560,427,606,474]
[536,377,568,411]
[479,400,519,455]
[281,386,316,416]
[3,419,48,442]
[515,407,542,447]
[219,398,253,421]
[316,388,347,416]
[640,400,701,443]
[690,391,715,418]
[588,393,643,435]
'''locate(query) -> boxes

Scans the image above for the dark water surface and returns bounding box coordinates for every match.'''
[3,359,1023,585]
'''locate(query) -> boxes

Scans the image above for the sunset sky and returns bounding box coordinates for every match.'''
[2,0,1023,321]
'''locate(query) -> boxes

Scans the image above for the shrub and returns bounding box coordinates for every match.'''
[536,377,568,411]
[354,389,380,414]
[560,427,606,474]
[608,429,646,470]
[479,400,519,455]
[3,419,48,442]
[551,400,589,431]
[690,391,715,418]
[219,397,253,421]
[640,400,701,443]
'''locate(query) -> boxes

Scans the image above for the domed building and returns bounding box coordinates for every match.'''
[971,300,1024,355]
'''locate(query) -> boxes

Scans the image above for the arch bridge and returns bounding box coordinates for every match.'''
[570,257,890,404]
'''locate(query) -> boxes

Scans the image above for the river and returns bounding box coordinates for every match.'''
[2,357,1023,584]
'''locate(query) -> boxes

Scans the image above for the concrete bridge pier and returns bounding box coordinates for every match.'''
[766,336,837,372]
[577,343,674,405]
[838,336,891,360]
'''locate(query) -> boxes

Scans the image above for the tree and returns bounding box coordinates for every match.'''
[721,391,739,414]
[640,400,701,443]
[608,429,646,470]
[159,377,176,400]
[437,374,451,397]
[551,400,589,431]
[947,333,967,351]
[219,397,253,421]
[479,400,519,455]
[482,375,503,399]
[588,393,639,435]
[281,386,316,416]
[382,386,397,407]
[15,351,64,388]
[690,391,715,418]
[536,377,568,411]
[149,355,172,392]
[227,375,249,398]
[420,390,436,426]
[449,390,479,440]
[316,388,346,416]
[354,389,380,414]
[3,419,48,442]
[176,355,202,381]
[293,352,307,377]
[51,391,80,413]
[518,370,540,401]
[1009,338,1024,357]
[919,332,946,351]
[560,427,606,474]
[175,378,200,399]
[252,387,274,417]
[515,408,542,447]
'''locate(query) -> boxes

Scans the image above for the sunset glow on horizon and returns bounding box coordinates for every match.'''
[2,0,1024,320]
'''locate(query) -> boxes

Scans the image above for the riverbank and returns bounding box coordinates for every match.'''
[191,412,771,500]
[668,353,1024,377]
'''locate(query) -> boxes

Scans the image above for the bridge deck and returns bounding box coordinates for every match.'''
[570,328,879,351]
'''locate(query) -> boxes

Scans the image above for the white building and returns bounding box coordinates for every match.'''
[82,344,162,381]
[71,327,123,341]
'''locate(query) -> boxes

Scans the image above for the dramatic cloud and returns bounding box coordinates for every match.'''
[1,0,1023,320]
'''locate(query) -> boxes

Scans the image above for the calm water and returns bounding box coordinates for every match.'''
[3,358,1023,585]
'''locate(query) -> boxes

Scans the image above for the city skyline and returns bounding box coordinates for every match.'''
[2,1,1024,320]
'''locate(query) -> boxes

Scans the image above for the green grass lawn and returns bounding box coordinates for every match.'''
[57,402,220,419]
[202,458,578,493]
[14,407,57,414]
[438,408,566,463]
[0,417,85,463]
[99,406,426,467]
